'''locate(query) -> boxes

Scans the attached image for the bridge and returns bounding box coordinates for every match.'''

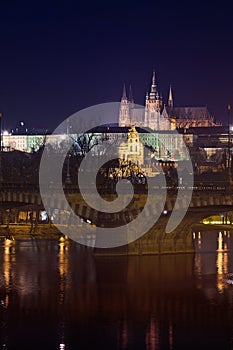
[0,184,233,255]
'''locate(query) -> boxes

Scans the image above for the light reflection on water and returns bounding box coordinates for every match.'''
[0,231,233,349]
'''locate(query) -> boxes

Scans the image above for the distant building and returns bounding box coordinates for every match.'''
[2,133,67,153]
[119,70,172,130]
[2,133,45,153]
[119,69,220,130]
[1,70,225,178]
[118,126,144,166]
[164,105,220,128]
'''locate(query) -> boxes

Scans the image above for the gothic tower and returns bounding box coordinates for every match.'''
[145,69,163,130]
[168,84,173,108]
[119,84,131,127]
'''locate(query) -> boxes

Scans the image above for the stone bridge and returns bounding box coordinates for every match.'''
[0,185,233,255]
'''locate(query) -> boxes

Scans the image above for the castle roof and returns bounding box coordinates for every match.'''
[168,106,211,120]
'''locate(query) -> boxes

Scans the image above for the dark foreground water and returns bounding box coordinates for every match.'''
[1,230,233,349]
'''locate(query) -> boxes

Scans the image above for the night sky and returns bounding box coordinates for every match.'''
[0,0,233,131]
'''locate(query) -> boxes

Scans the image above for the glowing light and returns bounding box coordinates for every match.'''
[197,231,201,249]
[217,232,223,252]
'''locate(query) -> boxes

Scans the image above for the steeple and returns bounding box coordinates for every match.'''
[152,68,156,84]
[162,104,168,118]
[129,84,134,103]
[119,83,130,127]
[121,83,127,100]
[149,69,157,100]
[168,84,173,108]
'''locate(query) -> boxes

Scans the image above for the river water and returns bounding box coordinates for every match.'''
[0,229,233,349]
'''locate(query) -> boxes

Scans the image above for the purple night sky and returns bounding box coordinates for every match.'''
[0,0,233,131]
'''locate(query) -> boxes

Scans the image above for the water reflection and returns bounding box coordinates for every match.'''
[193,229,233,298]
[0,234,232,348]
[2,239,15,306]
[117,320,128,350]
[145,317,159,350]
[58,236,69,305]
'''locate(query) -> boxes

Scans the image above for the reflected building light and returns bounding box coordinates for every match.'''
[58,320,66,350]
[216,252,224,292]
[117,320,128,349]
[3,241,16,308]
[194,254,202,277]
[216,232,229,292]
[217,232,223,252]
[223,253,228,274]
[122,321,128,350]
[197,231,201,249]
[217,251,223,275]
[4,245,11,287]
[169,322,173,350]
[58,241,69,272]
[4,294,9,309]
[145,317,159,350]
[58,240,69,305]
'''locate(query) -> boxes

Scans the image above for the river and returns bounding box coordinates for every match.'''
[0,229,233,349]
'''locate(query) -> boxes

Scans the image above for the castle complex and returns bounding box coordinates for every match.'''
[119,70,220,130]
[1,69,224,175]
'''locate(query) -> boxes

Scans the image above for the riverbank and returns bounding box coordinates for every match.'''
[1,222,232,241]
[0,223,62,239]
[193,223,233,231]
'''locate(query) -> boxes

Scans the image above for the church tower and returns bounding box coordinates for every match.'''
[119,84,131,127]
[145,69,163,130]
[168,84,173,108]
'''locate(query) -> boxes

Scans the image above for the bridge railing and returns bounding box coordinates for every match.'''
[0,181,231,194]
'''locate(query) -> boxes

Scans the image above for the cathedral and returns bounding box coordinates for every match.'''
[119,70,220,130]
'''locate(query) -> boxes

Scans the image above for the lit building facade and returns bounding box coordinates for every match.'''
[118,126,144,166]
[119,69,220,130]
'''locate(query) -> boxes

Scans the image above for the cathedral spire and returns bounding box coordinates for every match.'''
[121,83,127,100]
[129,84,134,103]
[119,83,130,127]
[152,68,156,85]
[150,68,157,100]
[168,84,173,108]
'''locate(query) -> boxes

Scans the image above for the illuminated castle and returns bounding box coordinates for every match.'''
[119,70,219,130]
